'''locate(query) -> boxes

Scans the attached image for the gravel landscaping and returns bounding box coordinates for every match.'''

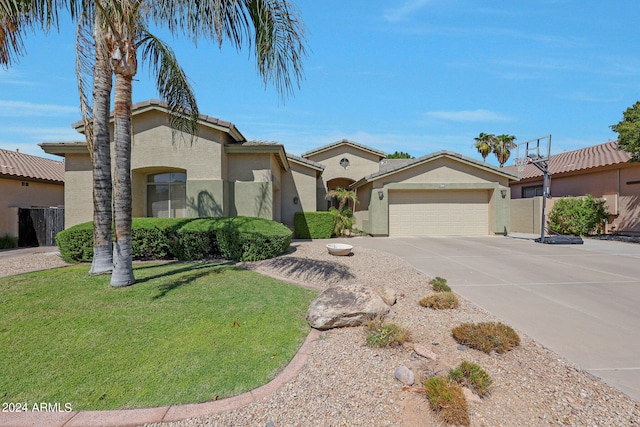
[2,242,639,426]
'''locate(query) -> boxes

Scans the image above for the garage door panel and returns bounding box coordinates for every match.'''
[389,190,488,236]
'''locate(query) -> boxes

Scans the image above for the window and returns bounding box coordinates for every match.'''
[522,185,544,198]
[147,172,186,218]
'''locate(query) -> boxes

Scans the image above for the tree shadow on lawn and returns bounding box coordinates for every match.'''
[256,257,355,284]
[131,262,235,300]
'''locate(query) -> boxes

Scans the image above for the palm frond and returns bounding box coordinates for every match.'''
[138,29,199,140]
[75,7,96,155]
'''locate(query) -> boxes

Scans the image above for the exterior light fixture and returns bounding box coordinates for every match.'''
[501,189,507,199]
[293,196,299,205]
[378,190,384,200]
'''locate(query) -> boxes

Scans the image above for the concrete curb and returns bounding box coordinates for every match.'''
[0,329,321,427]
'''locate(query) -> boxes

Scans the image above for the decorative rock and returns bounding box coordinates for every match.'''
[306,283,391,330]
[462,387,482,404]
[457,344,467,351]
[377,286,397,306]
[413,343,438,360]
[394,365,415,385]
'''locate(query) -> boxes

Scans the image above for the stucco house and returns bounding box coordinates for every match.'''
[508,141,640,234]
[40,99,517,237]
[0,148,65,241]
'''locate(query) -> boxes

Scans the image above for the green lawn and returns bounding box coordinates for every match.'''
[0,263,317,410]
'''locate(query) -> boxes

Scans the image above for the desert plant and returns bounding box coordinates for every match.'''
[424,376,470,426]
[448,361,493,397]
[420,292,459,309]
[548,194,609,236]
[0,234,18,249]
[430,276,451,292]
[452,322,520,354]
[364,318,411,348]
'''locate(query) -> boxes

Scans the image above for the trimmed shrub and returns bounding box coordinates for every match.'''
[424,376,470,426]
[548,194,609,236]
[452,322,520,354]
[448,361,493,397]
[56,222,94,263]
[294,212,335,239]
[0,234,18,249]
[57,217,292,263]
[420,292,459,309]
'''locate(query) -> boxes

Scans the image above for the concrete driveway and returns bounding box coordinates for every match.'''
[336,235,640,402]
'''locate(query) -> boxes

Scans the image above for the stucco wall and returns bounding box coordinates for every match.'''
[281,162,318,227]
[306,145,382,189]
[227,153,274,220]
[64,153,93,227]
[510,165,640,234]
[0,177,64,237]
[357,157,512,236]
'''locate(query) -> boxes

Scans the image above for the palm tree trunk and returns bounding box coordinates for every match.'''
[110,71,135,287]
[89,24,113,275]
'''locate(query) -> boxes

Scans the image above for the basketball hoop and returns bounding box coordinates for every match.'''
[514,157,530,173]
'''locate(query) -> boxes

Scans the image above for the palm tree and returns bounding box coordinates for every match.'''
[474,132,495,163]
[95,0,307,286]
[493,134,517,167]
[328,187,358,236]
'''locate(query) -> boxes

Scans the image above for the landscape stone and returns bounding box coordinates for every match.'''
[306,283,391,330]
[394,365,415,385]
[377,286,397,306]
[413,343,438,360]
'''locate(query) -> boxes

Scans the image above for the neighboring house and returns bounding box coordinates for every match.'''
[40,99,517,236]
[508,141,640,234]
[0,148,65,240]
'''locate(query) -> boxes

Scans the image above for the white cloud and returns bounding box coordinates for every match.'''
[0,100,79,117]
[425,109,511,122]
[383,0,432,23]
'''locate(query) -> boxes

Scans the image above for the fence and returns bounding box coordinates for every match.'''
[18,207,65,247]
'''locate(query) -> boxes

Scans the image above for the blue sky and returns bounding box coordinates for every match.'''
[2,0,640,166]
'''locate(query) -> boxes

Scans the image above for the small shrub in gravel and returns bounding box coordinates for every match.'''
[430,276,451,292]
[419,292,459,309]
[364,318,411,348]
[424,376,470,426]
[448,360,492,397]
[452,322,520,354]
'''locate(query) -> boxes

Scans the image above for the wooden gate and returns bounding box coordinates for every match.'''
[18,208,65,247]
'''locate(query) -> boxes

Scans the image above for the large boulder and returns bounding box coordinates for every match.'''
[306,283,392,330]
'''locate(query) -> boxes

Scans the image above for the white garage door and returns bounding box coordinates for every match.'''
[389,190,489,236]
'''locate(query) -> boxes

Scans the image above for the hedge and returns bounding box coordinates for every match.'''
[294,212,335,239]
[56,217,292,263]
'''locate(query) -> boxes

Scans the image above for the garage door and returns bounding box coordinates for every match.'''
[389,190,489,236]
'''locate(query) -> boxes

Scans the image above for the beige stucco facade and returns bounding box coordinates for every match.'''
[510,163,640,234]
[352,152,516,236]
[40,100,520,237]
[0,177,64,238]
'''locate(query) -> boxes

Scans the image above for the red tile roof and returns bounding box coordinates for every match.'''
[506,141,632,180]
[0,148,65,183]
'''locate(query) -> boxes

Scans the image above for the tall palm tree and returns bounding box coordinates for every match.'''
[493,134,517,167]
[474,132,495,163]
[94,0,307,286]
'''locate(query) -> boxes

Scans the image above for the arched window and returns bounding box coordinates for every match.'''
[147,172,186,218]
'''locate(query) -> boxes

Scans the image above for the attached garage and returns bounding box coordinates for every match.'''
[388,190,489,236]
[351,151,519,237]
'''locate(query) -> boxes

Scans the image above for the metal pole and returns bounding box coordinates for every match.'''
[540,170,548,243]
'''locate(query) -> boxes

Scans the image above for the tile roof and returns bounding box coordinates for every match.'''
[352,150,519,189]
[287,153,325,171]
[0,148,65,183]
[505,141,632,180]
[72,99,246,142]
